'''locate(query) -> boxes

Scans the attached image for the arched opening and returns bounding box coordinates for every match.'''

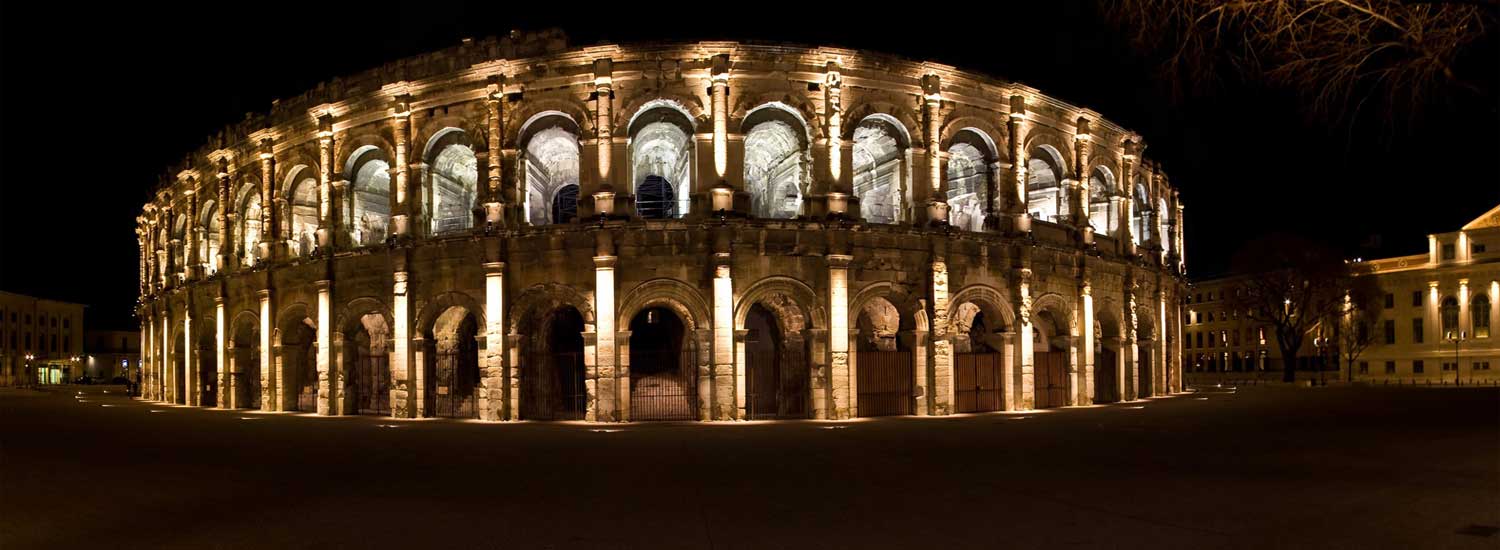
[347,314,391,416]
[521,116,581,225]
[1131,182,1152,245]
[1026,145,1067,223]
[1136,316,1156,399]
[743,105,808,219]
[1157,199,1171,250]
[426,130,478,236]
[197,325,217,407]
[231,317,260,409]
[171,215,187,274]
[426,306,480,418]
[285,166,319,257]
[629,307,696,420]
[745,303,809,419]
[852,116,908,224]
[945,130,993,232]
[854,296,913,417]
[1473,294,1491,339]
[346,146,392,246]
[279,316,317,412]
[954,305,1004,413]
[199,201,220,275]
[522,306,588,421]
[173,328,186,404]
[236,183,262,266]
[1089,167,1116,236]
[1095,314,1121,403]
[630,105,693,220]
[1032,308,1071,409]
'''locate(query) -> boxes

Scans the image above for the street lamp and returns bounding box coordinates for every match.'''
[1445,330,1467,385]
[1312,335,1330,386]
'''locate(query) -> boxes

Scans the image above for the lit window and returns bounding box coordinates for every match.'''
[1472,295,1490,338]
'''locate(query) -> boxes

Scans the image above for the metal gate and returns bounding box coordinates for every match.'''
[1034,351,1069,409]
[856,350,913,417]
[1137,347,1153,398]
[432,350,478,418]
[747,346,809,419]
[630,350,698,421]
[234,348,261,409]
[1095,348,1118,403]
[955,353,1003,413]
[522,352,588,420]
[199,354,217,408]
[356,352,391,415]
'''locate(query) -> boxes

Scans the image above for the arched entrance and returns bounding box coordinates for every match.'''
[1095,313,1121,403]
[279,317,317,412]
[522,307,588,421]
[954,309,1003,413]
[745,303,809,419]
[231,315,260,410]
[426,306,480,419]
[173,330,186,405]
[1033,308,1070,409]
[197,327,217,407]
[854,296,913,417]
[348,314,391,416]
[1137,316,1155,399]
[629,307,696,420]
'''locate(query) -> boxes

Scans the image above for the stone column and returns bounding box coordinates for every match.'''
[160,311,170,402]
[595,237,618,421]
[506,333,522,421]
[711,54,730,184]
[482,261,506,421]
[1008,96,1029,233]
[827,254,853,419]
[616,330,632,421]
[484,78,505,225]
[255,142,276,261]
[317,116,335,250]
[1158,290,1168,395]
[1071,118,1091,235]
[712,260,735,420]
[922,74,947,225]
[331,331,345,414]
[215,295,227,408]
[185,185,202,281]
[315,280,331,415]
[1000,331,1016,410]
[1015,268,1035,409]
[217,159,233,272]
[391,270,411,417]
[1120,141,1137,256]
[1125,287,1140,401]
[822,61,853,219]
[929,251,952,415]
[391,95,413,237]
[912,329,929,415]
[143,311,154,400]
[258,289,273,411]
[1079,280,1095,405]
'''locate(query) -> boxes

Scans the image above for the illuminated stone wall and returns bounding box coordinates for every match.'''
[135,31,1187,419]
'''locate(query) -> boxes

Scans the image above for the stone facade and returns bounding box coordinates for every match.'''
[135,32,1187,420]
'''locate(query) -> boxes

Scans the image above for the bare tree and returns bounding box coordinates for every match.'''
[1107,0,1494,123]
[1333,271,1383,382]
[1226,234,1366,382]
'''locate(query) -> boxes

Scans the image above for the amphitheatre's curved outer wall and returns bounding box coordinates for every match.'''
[136,32,1187,420]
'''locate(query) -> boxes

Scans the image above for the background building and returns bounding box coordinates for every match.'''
[0,291,86,385]
[84,329,141,382]
[1190,205,1500,383]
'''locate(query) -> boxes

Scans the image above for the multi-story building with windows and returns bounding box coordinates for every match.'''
[1190,205,1500,383]
[83,330,141,382]
[0,291,86,386]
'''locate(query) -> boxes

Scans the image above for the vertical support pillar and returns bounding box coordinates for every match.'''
[930,254,952,415]
[1120,140,1138,256]
[1158,291,1168,395]
[595,244,618,421]
[331,332,345,414]
[827,254,853,419]
[392,270,411,417]
[1080,280,1095,405]
[216,159,233,272]
[616,330,631,421]
[215,296,226,408]
[391,95,413,237]
[1016,268,1035,409]
[710,54,729,183]
[922,74,947,225]
[734,329,749,420]
[1072,117,1091,235]
[1000,331,1016,410]
[1125,288,1140,401]
[482,262,506,421]
[258,289,273,411]
[144,311,155,400]
[317,116,335,249]
[484,78,505,225]
[315,280,332,415]
[712,261,734,420]
[1008,96,1029,233]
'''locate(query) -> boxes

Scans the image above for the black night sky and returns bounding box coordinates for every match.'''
[2,3,1496,331]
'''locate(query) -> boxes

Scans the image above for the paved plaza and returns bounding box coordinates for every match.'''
[2,384,1495,549]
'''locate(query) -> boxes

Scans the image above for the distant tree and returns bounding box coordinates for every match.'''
[1333,271,1383,382]
[1226,234,1367,382]
[1106,0,1495,124]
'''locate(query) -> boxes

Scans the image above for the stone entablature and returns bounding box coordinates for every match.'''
[135,32,1187,421]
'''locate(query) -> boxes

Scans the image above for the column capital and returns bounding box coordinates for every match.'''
[593,255,617,269]
[826,254,853,269]
[483,261,507,275]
